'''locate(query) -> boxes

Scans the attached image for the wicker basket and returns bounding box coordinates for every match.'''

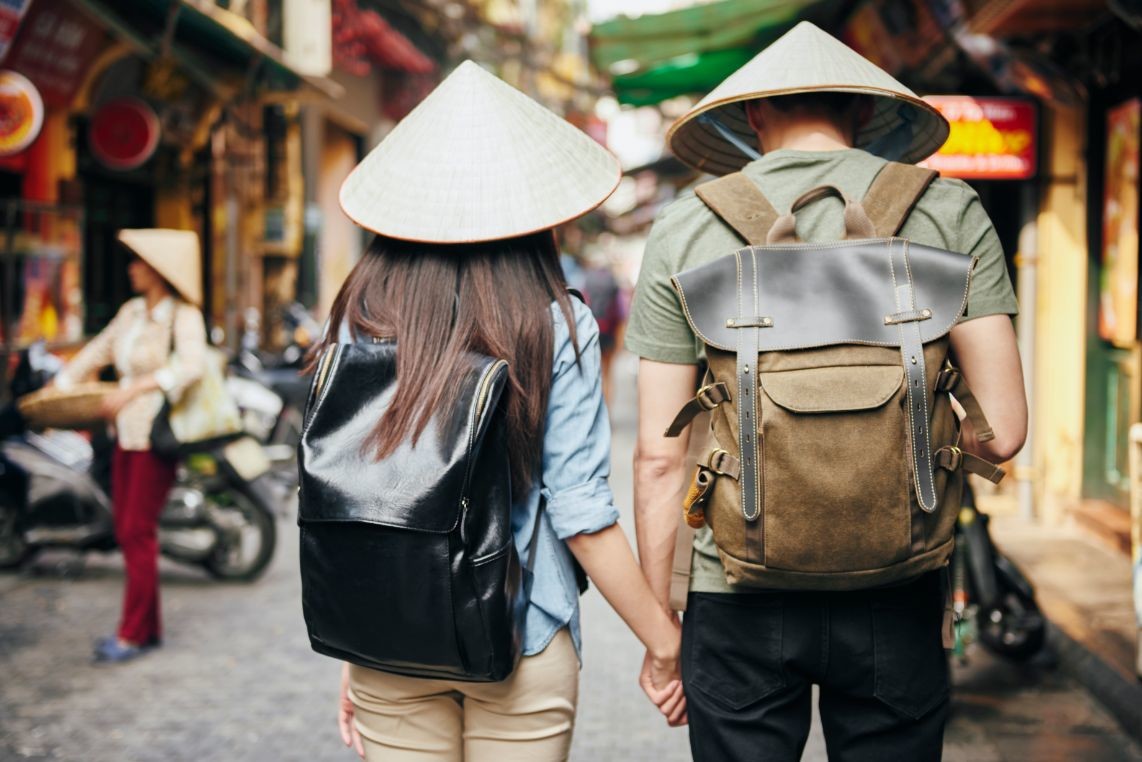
[17,382,119,429]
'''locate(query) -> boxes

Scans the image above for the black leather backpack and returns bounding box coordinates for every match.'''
[298,338,531,681]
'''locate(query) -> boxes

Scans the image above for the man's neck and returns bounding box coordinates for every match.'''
[758,122,854,153]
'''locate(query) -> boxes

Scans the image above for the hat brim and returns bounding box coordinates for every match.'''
[667,85,950,175]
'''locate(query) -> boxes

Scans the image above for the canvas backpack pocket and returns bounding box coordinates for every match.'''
[759,364,912,573]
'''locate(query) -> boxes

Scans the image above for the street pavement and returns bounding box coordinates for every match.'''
[2,352,1141,761]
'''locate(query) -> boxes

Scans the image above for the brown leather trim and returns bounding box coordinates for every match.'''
[694,172,780,245]
[863,163,938,238]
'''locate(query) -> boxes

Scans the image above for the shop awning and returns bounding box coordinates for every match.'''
[70,0,344,100]
[590,0,822,106]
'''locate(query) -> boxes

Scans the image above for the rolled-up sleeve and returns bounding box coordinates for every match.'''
[540,301,621,540]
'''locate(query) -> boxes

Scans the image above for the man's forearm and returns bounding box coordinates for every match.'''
[633,453,688,608]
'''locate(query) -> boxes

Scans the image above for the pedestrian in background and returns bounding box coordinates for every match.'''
[626,22,1027,761]
[315,61,684,761]
[53,230,207,663]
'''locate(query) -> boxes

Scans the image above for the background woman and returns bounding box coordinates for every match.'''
[318,61,685,761]
[54,229,206,663]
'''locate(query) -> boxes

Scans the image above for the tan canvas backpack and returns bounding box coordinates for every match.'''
[668,162,1005,591]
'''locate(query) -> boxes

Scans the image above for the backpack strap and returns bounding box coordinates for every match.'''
[862,162,938,237]
[694,173,781,246]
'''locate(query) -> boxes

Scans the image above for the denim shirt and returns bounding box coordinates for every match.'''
[518,299,619,658]
[335,298,619,660]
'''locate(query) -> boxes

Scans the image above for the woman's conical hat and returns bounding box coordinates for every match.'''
[339,61,622,244]
[117,228,203,306]
[667,21,950,175]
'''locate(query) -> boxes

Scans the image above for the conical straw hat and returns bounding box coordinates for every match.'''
[667,21,950,175]
[117,229,203,306]
[339,61,621,244]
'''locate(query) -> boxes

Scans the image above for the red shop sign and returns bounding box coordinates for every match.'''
[89,98,160,171]
[921,96,1038,180]
[5,0,104,108]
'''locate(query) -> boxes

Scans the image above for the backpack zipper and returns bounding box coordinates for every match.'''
[459,360,507,534]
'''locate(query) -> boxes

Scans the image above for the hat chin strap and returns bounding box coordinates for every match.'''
[863,105,915,162]
[698,113,763,162]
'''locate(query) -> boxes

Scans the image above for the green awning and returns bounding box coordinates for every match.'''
[590,0,821,106]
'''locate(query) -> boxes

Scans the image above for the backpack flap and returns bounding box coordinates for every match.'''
[298,342,510,533]
[670,240,975,354]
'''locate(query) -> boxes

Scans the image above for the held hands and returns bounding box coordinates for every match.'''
[338,662,365,758]
[639,617,687,727]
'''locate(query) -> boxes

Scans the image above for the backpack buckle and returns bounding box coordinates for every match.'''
[696,383,727,411]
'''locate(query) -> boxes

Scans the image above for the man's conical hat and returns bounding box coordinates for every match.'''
[117,229,202,306]
[339,61,621,244]
[667,21,950,175]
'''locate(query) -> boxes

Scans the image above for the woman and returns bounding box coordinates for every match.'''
[54,229,206,663]
[320,61,685,760]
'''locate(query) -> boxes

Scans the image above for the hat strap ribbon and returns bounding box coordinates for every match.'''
[698,113,762,162]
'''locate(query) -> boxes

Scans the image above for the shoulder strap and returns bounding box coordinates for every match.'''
[862,162,938,237]
[694,173,781,246]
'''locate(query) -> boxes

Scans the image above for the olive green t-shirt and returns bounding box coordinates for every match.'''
[624,148,1019,594]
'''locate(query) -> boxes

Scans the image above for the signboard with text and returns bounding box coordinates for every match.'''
[921,96,1038,180]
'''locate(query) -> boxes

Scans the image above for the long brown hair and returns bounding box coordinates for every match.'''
[315,230,578,499]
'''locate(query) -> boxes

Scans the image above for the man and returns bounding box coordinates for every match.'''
[628,22,1027,760]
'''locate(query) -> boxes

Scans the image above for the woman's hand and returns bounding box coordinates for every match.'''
[338,662,365,758]
[100,386,137,420]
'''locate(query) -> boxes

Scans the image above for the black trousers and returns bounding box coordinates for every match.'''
[682,571,949,762]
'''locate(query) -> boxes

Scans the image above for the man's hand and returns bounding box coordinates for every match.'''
[338,662,365,758]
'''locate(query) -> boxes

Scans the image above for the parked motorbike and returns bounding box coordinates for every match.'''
[0,345,278,581]
[228,305,313,503]
[951,480,1047,661]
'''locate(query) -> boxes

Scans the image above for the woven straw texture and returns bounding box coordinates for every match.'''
[118,229,203,306]
[339,60,621,244]
[18,382,119,429]
[667,21,950,175]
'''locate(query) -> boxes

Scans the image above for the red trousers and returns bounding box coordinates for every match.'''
[111,446,176,644]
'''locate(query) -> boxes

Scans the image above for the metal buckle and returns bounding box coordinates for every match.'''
[936,367,960,393]
[707,448,730,475]
[944,445,963,471]
[695,384,721,411]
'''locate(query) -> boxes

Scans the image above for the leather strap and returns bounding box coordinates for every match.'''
[888,239,939,513]
[664,382,731,438]
[694,173,780,246]
[730,250,765,547]
[863,162,938,237]
[935,366,996,443]
[935,446,1005,484]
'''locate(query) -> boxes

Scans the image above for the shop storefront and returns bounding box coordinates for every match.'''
[0,0,339,378]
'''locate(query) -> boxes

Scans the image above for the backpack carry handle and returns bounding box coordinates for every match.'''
[766,185,876,245]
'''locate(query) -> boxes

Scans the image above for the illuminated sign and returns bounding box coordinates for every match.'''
[921,96,1037,180]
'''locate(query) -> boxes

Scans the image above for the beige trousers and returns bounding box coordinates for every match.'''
[348,628,579,762]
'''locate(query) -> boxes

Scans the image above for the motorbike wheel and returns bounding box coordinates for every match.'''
[0,501,35,569]
[201,484,277,582]
[978,587,1047,661]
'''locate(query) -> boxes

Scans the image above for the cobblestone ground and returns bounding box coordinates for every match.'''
[2,354,1141,761]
